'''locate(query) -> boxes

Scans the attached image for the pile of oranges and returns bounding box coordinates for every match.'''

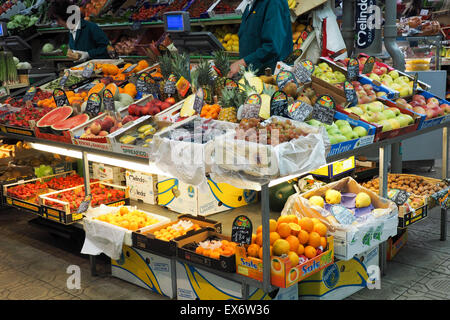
[246,215,328,267]
[37,90,88,109]
[95,206,161,231]
[195,239,237,260]
[153,220,201,241]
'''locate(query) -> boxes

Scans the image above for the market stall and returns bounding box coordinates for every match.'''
[0,0,448,301]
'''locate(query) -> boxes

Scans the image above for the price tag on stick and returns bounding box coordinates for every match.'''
[193,88,205,114]
[60,70,70,87]
[231,215,253,245]
[77,195,92,214]
[270,91,289,117]
[53,88,70,107]
[347,57,360,82]
[103,89,115,113]
[164,74,177,96]
[311,95,336,125]
[344,81,358,107]
[412,73,419,95]
[82,62,95,78]
[23,87,37,102]
[362,56,376,74]
[292,60,314,84]
[136,73,148,93]
[288,100,314,122]
[85,93,102,118]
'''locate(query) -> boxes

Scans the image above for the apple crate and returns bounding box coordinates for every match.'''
[121,93,180,120]
[132,214,222,256]
[3,171,81,216]
[176,228,237,273]
[70,109,130,152]
[235,237,334,288]
[394,90,450,131]
[337,99,421,142]
[39,181,130,225]
[109,115,172,160]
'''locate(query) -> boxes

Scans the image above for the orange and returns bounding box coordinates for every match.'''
[311,218,321,225]
[287,214,299,224]
[297,230,309,245]
[203,249,212,257]
[304,246,317,259]
[277,223,291,238]
[289,222,301,236]
[297,244,305,256]
[255,233,263,247]
[272,239,290,256]
[308,231,321,248]
[258,245,273,260]
[270,232,281,245]
[277,215,290,226]
[256,225,263,234]
[210,251,221,260]
[285,235,300,252]
[288,251,300,267]
[195,246,204,255]
[313,222,328,237]
[251,234,257,244]
[247,244,260,258]
[299,217,314,233]
[320,237,327,249]
[269,219,278,232]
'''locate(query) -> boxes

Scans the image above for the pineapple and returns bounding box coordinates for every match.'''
[158,53,174,101]
[171,52,192,100]
[218,87,246,123]
[259,85,277,119]
[192,59,214,104]
[212,50,231,97]
[238,66,264,94]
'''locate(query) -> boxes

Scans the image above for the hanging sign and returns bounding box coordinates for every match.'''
[103,89,115,112]
[287,100,314,122]
[270,91,289,117]
[292,60,314,84]
[22,86,37,102]
[311,95,336,125]
[82,62,95,78]
[362,56,376,74]
[59,70,71,87]
[136,73,148,93]
[164,74,177,96]
[276,70,296,90]
[231,215,253,245]
[355,0,376,49]
[344,81,358,107]
[346,57,360,82]
[85,93,102,118]
[193,87,205,114]
[53,89,70,107]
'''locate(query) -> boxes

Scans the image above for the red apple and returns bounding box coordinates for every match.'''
[413,107,426,115]
[427,97,440,105]
[440,104,450,114]
[412,95,426,104]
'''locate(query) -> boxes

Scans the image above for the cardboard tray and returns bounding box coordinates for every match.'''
[235,236,334,288]
[132,214,222,256]
[176,229,236,273]
[387,229,408,261]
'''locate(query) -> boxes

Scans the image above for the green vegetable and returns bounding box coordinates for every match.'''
[35,165,53,178]
[42,43,55,54]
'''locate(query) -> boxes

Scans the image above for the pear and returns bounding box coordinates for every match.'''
[325,189,341,205]
[309,196,325,208]
[355,192,371,208]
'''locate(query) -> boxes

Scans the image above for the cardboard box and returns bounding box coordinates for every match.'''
[111,245,175,298]
[298,246,379,300]
[157,175,257,217]
[125,170,157,205]
[176,260,298,300]
[235,237,334,288]
[92,163,125,185]
[311,156,356,180]
[293,0,327,17]
[387,229,408,261]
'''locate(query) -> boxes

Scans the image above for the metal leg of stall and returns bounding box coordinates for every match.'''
[441,127,448,241]
[379,145,390,276]
[391,142,402,174]
[171,257,178,300]
[261,183,271,293]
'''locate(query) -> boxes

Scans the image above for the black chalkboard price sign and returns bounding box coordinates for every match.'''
[276,70,296,90]
[362,56,376,74]
[77,195,92,214]
[85,93,102,118]
[164,74,177,96]
[103,89,115,112]
[390,189,411,206]
[284,49,302,65]
[136,73,148,93]
[145,75,159,98]
[22,86,37,102]
[82,62,95,78]
[292,60,314,84]
[344,81,358,107]
[288,100,314,122]
[311,95,336,125]
[53,88,70,107]
[231,215,253,245]
[270,91,288,117]
[347,57,360,82]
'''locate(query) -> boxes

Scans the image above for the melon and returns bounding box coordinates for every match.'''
[88,83,105,97]
[36,106,73,132]
[51,114,90,131]
[118,93,134,107]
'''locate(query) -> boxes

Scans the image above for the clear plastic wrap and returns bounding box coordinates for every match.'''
[209,116,331,189]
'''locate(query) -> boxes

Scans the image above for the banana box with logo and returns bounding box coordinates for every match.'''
[298,246,379,300]
[125,170,157,205]
[176,261,298,300]
[111,245,175,299]
[156,175,257,217]
[310,156,356,180]
[235,237,334,288]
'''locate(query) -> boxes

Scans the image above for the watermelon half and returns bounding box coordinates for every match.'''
[51,113,90,131]
[36,106,73,133]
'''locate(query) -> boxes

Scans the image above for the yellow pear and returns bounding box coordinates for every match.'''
[325,189,342,204]
[355,192,372,208]
[309,196,325,208]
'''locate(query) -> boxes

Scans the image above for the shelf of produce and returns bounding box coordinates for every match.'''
[36,16,242,34]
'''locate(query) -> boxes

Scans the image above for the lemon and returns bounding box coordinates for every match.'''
[224,34,231,41]
[231,34,239,41]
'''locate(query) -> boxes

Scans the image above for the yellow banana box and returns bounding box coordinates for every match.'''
[298,246,379,300]
[111,245,175,299]
[310,156,355,179]
[157,175,257,216]
[176,261,298,300]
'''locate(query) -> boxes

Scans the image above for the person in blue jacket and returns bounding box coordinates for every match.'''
[228,0,293,77]
[48,0,112,63]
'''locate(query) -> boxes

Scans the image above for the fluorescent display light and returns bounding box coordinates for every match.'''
[29,143,82,159]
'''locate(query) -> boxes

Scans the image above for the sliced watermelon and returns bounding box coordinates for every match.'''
[51,113,90,131]
[36,106,73,129]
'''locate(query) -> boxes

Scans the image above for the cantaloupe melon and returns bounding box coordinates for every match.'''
[105,83,119,100]
[118,93,134,107]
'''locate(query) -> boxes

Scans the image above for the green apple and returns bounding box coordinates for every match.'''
[339,125,353,135]
[335,120,350,128]
[353,126,368,137]
[398,86,410,97]
[398,76,410,83]
[335,134,348,143]
[307,119,323,127]
[394,77,407,86]
[380,74,393,85]
[389,70,399,80]
[400,114,414,125]
[325,123,338,131]
[369,73,381,82]
[328,134,340,145]
[377,91,388,98]
[376,111,387,121]
[378,119,393,132]
[382,109,396,119]
[388,107,401,116]
[388,118,401,130]
[367,101,384,112]
[328,128,341,136]
[349,106,364,116]
[318,62,330,71]
[344,131,359,140]
[395,114,409,127]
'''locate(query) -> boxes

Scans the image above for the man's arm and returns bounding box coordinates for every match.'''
[86,23,110,59]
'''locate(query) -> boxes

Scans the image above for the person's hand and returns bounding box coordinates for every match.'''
[74,50,90,63]
[227,59,247,78]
